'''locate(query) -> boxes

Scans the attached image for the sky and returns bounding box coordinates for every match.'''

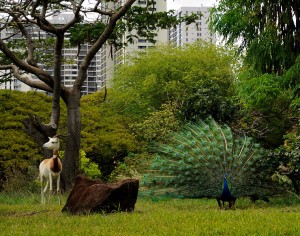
[167,0,217,10]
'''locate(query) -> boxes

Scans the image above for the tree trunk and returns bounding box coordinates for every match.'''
[22,91,82,191]
[61,91,82,190]
[22,114,57,158]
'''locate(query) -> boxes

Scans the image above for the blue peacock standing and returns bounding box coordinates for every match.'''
[143,118,279,208]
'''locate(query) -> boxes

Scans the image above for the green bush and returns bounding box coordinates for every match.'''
[80,91,139,179]
[112,42,238,123]
[2,165,40,194]
[236,58,300,147]
[0,90,56,191]
[270,124,300,194]
[109,152,153,182]
[129,103,180,142]
[79,150,101,179]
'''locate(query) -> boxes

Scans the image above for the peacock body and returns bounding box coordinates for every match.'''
[143,118,278,208]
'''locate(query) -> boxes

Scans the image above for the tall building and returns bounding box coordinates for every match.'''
[1,3,216,94]
[169,6,216,46]
[98,0,168,87]
[0,13,100,95]
[0,78,31,91]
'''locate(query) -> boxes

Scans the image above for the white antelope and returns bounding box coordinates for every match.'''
[39,136,63,205]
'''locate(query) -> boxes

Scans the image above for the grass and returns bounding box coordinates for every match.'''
[0,193,300,236]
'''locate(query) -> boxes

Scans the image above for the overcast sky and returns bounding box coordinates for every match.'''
[167,0,217,10]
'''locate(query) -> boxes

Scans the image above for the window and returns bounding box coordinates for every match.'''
[138,39,147,43]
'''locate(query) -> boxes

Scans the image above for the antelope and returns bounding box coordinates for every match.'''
[39,136,63,205]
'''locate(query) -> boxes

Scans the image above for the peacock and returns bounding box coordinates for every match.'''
[142,117,279,208]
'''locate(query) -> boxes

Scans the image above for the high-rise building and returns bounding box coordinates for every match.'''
[98,0,168,87]
[169,6,216,46]
[0,13,99,95]
[1,3,216,94]
[0,78,31,91]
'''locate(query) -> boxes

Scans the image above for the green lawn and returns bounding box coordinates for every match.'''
[0,194,299,236]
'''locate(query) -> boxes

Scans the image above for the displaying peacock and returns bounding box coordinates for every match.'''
[143,118,279,208]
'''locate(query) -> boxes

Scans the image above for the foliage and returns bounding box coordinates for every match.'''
[79,150,101,179]
[0,38,57,69]
[112,41,238,123]
[129,103,180,142]
[69,21,124,49]
[109,152,153,182]
[236,73,290,145]
[209,0,300,74]
[80,91,139,179]
[69,3,199,48]
[238,58,300,112]
[0,0,201,190]
[0,90,66,190]
[236,58,300,146]
[270,124,300,195]
[123,5,198,44]
[143,117,278,199]
[238,74,286,111]
[1,166,39,194]
[60,149,101,179]
[282,56,300,106]
[0,90,137,188]
[108,162,138,183]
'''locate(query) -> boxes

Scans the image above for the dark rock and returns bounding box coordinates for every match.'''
[62,175,139,214]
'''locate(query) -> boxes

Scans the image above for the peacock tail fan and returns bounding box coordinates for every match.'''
[142,117,281,199]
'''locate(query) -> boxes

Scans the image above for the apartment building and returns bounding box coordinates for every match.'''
[0,13,99,95]
[0,78,31,91]
[169,6,216,46]
[100,4,216,86]
[1,3,215,94]
[98,0,168,87]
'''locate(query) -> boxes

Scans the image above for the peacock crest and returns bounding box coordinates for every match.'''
[143,118,278,208]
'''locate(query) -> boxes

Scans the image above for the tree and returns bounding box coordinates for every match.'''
[0,90,59,191]
[0,89,137,190]
[209,0,300,75]
[80,91,139,179]
[235,56,300,147]
[0,0,197,189]
[209,0,300,148]
[112,42,238,123]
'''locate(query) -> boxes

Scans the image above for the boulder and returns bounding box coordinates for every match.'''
[62,175,139,214]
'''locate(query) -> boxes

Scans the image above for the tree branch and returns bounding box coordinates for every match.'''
[0,37,53,86]
[9,12,38,67]
[60,0,85,32]
[74,0,137,90]
[0,64,52,92]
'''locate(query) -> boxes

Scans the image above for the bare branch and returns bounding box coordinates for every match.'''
[0,37,52,86]
[60,0,85,32]
[9,12,38,67]
[91,0,115,16]
[28,0,57,33]
[74,0,137,90]
[0,64,52,92]
[92,8,114,16]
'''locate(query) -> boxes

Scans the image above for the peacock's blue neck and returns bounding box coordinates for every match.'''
[220,176,235,200]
